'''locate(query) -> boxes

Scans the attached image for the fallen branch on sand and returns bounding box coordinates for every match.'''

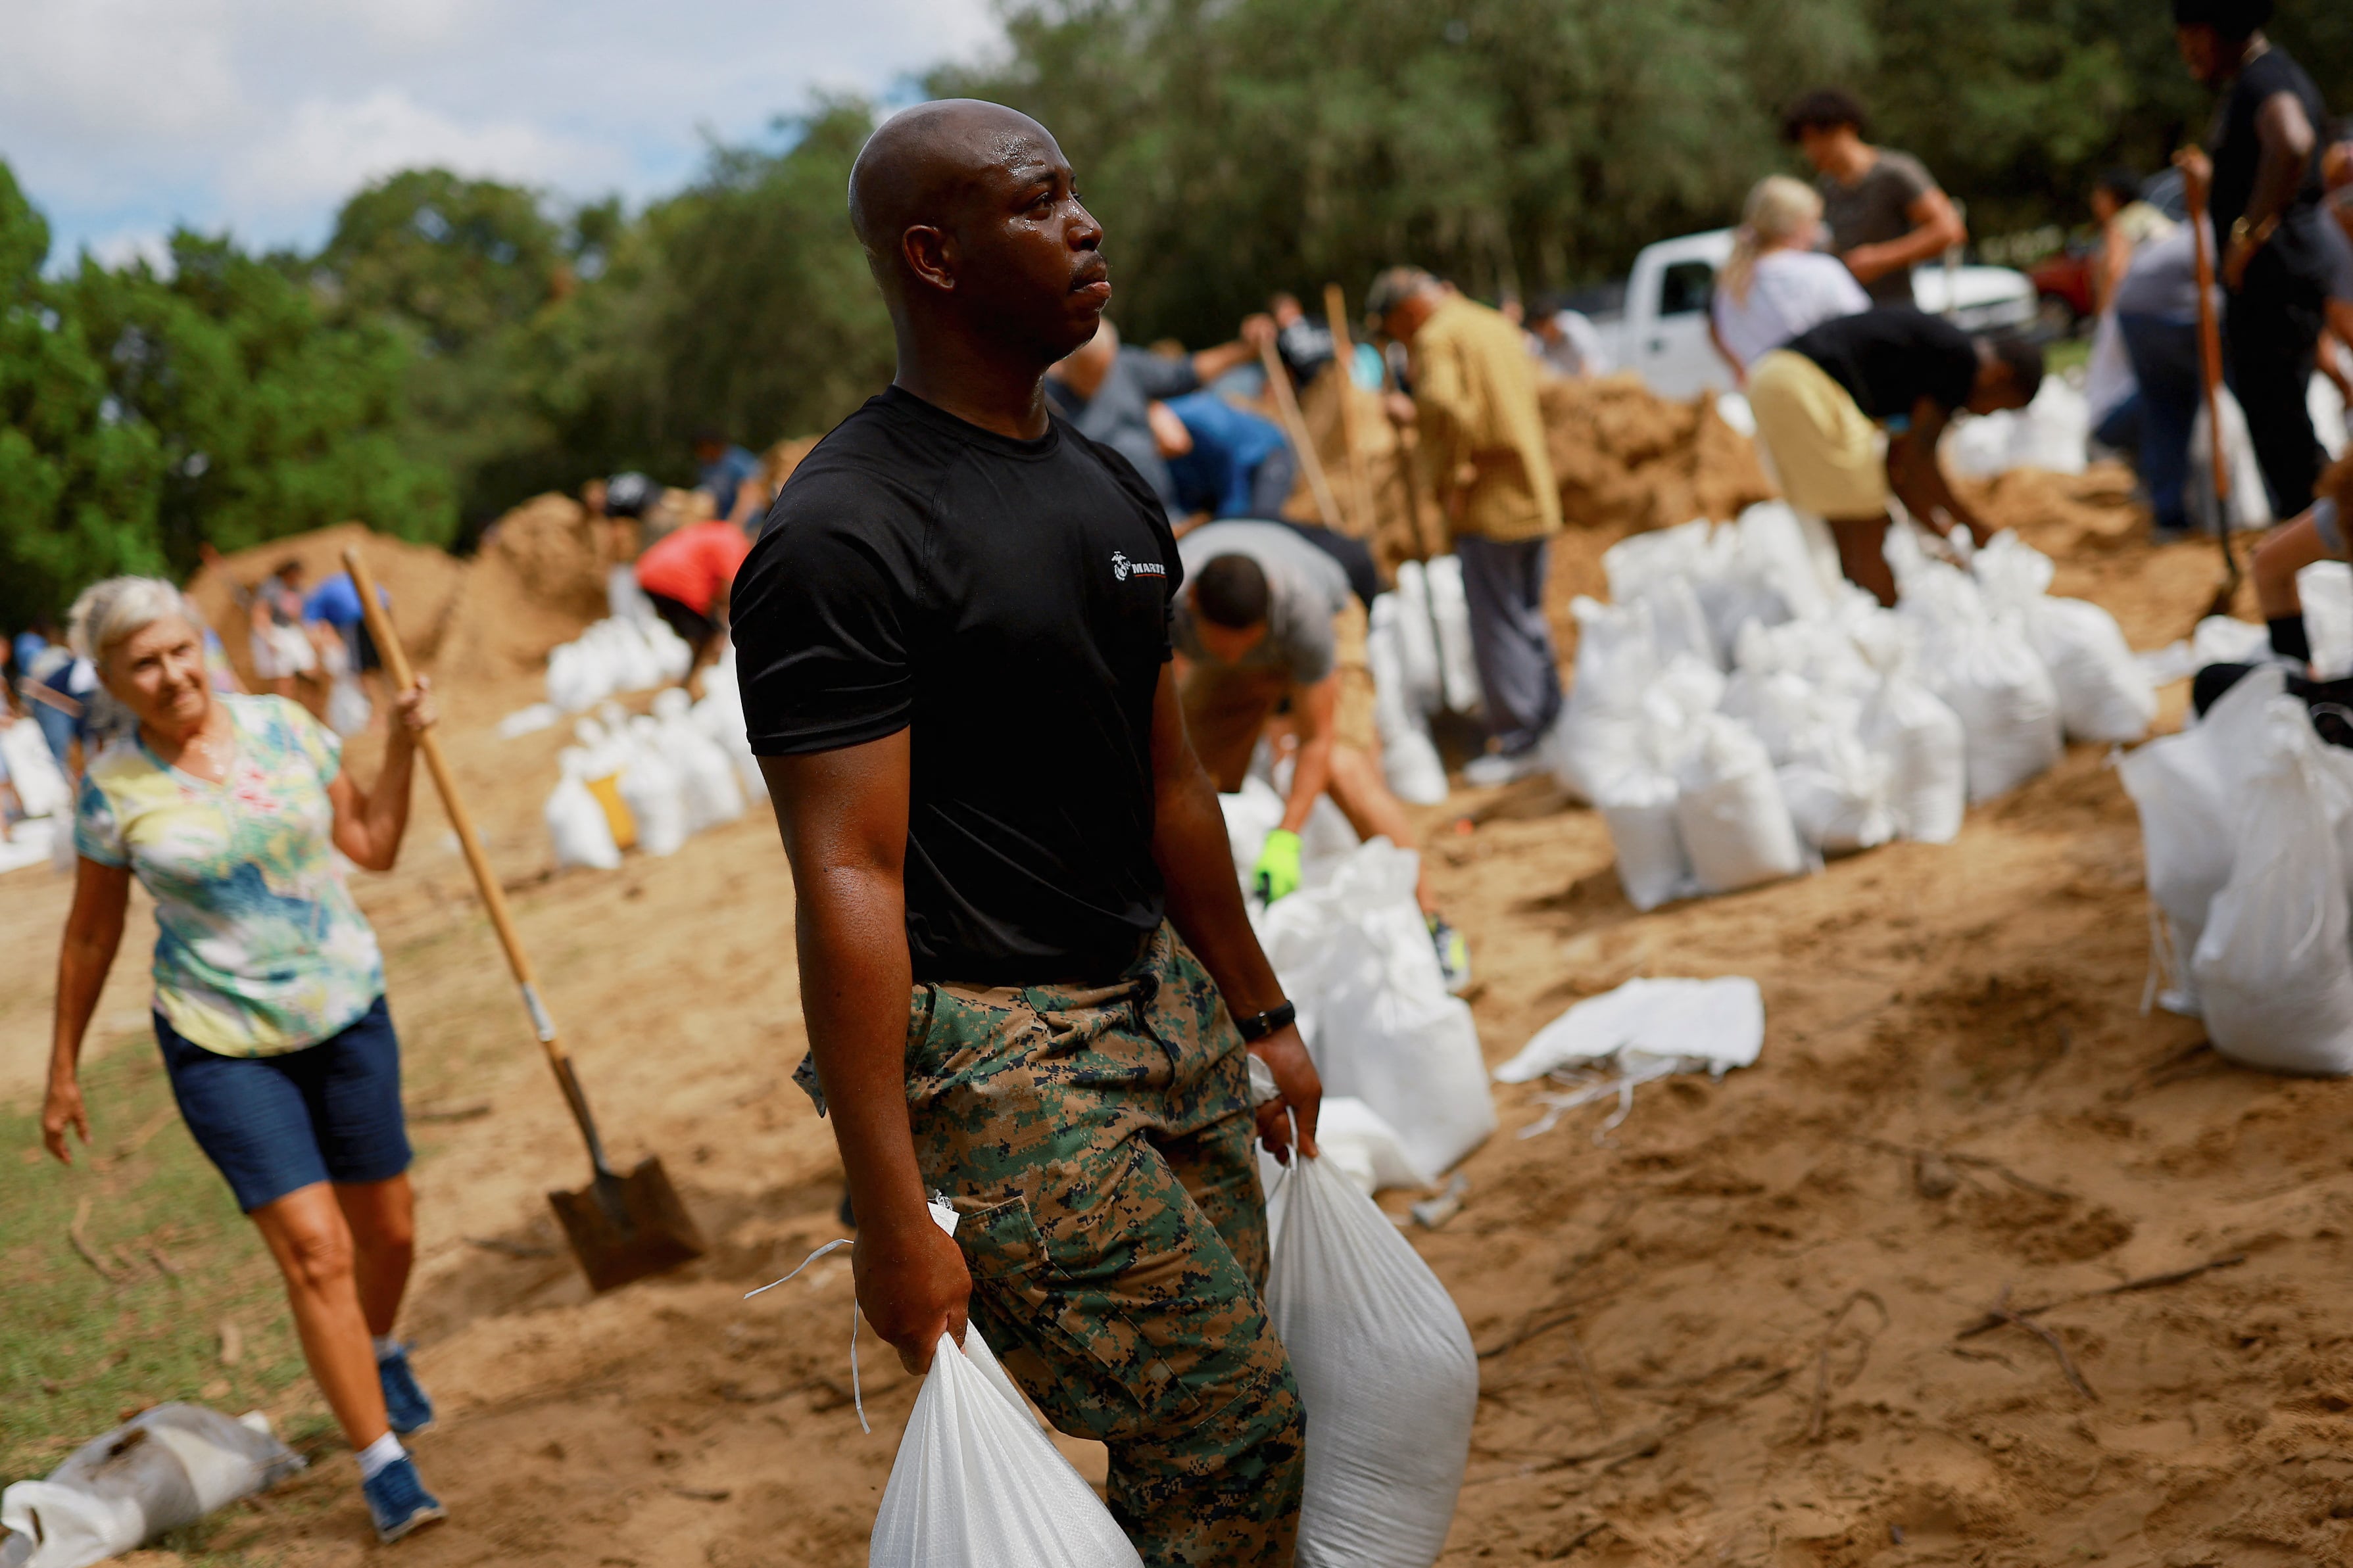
[1846,1136,2072,1202]
[1807,1290,1890,1442]
[68,1195,125,1285]
[1976,1285,2097,1400]
[1954,1254,2247,1340]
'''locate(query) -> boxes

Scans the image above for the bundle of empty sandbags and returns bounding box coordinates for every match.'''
[1557,504,2151,911]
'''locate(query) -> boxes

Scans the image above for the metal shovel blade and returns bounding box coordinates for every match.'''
[546,1156,707,1294]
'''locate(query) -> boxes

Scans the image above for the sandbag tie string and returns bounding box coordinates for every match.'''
[745,1237,867,1433]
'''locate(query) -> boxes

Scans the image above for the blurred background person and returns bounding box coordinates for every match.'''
[1783,87,1968,308]
[1046,318,1262,519]
[1709,174,1870,385]
[1528,297,1614,380]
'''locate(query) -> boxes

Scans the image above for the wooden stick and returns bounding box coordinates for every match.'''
[1981,1286,2098,1400]
[1322,283,1374,536]
[68,1195,123,1285]
[2184,162,2241,614]
[1955,1253,2246,1340]
[1256,337,1344,530]
[344,547,600,1158]
[1807,1290,1889,1442]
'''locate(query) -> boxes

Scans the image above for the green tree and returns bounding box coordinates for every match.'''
[0,162,164,629]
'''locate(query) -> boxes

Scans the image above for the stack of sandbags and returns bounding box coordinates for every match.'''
[1362,558,1483,805]
[544,617,693,713]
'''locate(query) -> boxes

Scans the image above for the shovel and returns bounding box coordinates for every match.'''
[344,546,706,1293]
[2183,162,2244,622]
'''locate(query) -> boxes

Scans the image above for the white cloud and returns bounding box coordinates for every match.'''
[0,0,1002,264]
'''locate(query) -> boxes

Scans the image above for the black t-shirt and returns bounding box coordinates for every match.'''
[2211,45,2337,291]
[1785,308,1980,421]
[731,385,1182,985]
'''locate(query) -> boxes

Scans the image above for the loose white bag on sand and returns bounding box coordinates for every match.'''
[1265,1153,1478,1568]
[1672,716,1805,894]
[868,1206,1143,1568]
[1257,840,1495,1182]
[1495,976,1766,1083]
[2191,698,2353,1076]
[0,1406,303,1568]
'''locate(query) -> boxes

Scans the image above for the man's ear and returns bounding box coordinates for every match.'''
[902,224,956,295]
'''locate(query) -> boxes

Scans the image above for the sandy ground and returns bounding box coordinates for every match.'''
[8,462,2352,1567]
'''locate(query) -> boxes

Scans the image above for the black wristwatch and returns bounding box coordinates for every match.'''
[1234,1001,1297,1042]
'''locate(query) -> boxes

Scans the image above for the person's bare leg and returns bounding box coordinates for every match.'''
[250,1183,391,1449]
[1328,745,1437,916]
[335,1176,416,1339]
[1828,514,1897,607]
[2253,511,2329,620]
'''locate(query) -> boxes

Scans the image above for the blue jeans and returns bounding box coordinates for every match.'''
[2116,312,2202,534]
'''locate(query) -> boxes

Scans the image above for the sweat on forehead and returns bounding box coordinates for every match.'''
[846,99,1060,252]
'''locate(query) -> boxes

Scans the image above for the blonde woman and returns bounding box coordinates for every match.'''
[41,578,447,1545]
[1710,174,1871,383]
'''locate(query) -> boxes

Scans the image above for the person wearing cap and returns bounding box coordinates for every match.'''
[1782,88,1968,310]
[1370,267,1564,786]
[1175,521,1470,989]
[2174,0,2338,519]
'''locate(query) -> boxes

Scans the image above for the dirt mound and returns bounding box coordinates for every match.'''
[185,523,471,692]
[439,493,611,683]
[1540,372,1774,536]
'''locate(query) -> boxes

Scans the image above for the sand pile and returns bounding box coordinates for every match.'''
[185,523,470,692]
[438,494,613,680]
[1539,372,1773,535]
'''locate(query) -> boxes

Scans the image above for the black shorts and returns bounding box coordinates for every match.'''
[644,590,718,652]
[349,619,382,675]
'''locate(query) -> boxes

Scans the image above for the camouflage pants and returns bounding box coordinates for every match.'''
[904,924,1303,1566]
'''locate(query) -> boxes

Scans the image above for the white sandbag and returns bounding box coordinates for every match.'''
[545,639,608,713]
[618,721,691,857]
[2188,386,2273,533]
[2300,562,2353,680]
[1672,716,1805,894]
[1495,976,1765,1083]
[1256,840,1495,1181]
[1367,598,1448,805]
[691,646,768,798]
[1422,554,1484,715]
[2029,597,2155,742]
[869,1205,1144,1568]
[608,563,654,623]
[546,750,623,872]
[1776,726,1897,855]
[325,675,372,739]
[0,1406,303,1568]
[653,688,745,833]
[1567,595,1661,716]
[2191,698,2353,1075]
[1597,771,1692,911]
[0,720,72,818]
[1388,561,1444,715]
[1858,672,1967,843]
[1303,1097,1427,1197]
[1264,1152,1478,1568]
[1922,609,2062,802]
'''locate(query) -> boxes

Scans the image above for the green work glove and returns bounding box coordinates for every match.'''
[1253,828,1303,904]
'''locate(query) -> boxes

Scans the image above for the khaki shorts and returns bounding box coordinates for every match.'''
[1747,350,1890,521]
[1182,600,1376,792]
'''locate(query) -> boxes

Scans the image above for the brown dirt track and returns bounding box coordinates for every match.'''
[8,445,2353,1566]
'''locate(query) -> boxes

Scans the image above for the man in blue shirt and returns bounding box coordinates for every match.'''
[693,431,764,529]
[1163,391,1296,521]
[304,571,390,698]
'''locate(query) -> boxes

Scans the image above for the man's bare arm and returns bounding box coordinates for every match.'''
[1278,676,1338,835]
[1146,663,1321,1157]
[1886,398,1987,544]
[1844,187,1967,285]
[760,736,969,1372]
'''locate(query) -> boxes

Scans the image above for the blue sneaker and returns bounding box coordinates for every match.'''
[377,1343,436,1436]
[362,1454,446,1544]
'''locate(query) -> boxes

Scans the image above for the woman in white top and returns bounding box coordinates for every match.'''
[1710,174,1872,383]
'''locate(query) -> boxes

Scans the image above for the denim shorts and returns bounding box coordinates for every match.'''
[155,995,412,1212]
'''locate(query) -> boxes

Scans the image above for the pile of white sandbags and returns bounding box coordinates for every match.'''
[543,682,749,873]
[1941,377,2091,480]
[1365,558,1483,805]
[2120,665,2353,1076]
[545,616,693,713]
[1558,505,2148,911]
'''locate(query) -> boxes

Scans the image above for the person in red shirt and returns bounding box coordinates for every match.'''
[633,518,752,687]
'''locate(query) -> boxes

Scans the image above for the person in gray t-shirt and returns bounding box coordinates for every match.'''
[1173,522,1468,986]
[1782,88,1967,308]
[1046,320,1263,517]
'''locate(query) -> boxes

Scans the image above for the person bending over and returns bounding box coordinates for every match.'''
[42,579,446,1544]
[1176,523,1470,990]
[1747,308,2041,605]
[732,99,1319,1565]
[634,513,751,692]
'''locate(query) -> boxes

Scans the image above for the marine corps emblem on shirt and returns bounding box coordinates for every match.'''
[1111,550,1166,582]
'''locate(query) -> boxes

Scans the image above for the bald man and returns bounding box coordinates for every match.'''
[730,100,1316,1563]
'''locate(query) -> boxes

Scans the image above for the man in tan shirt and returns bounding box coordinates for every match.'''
[1371,267,1565,785]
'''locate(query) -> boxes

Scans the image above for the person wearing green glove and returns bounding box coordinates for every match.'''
[1175,521,1470,991]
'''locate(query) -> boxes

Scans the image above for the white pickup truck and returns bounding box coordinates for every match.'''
[1589,229,2040,401]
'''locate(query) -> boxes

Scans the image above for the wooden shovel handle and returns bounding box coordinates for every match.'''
[343,546,571,1073]
[1257,336,1346,530]
[2185,176,2232,504]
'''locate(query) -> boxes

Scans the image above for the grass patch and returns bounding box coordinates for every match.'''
[0,1033,328,1508]
[2044,335,2092,377]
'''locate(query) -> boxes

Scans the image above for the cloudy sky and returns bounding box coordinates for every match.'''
[0,0,1003,268]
